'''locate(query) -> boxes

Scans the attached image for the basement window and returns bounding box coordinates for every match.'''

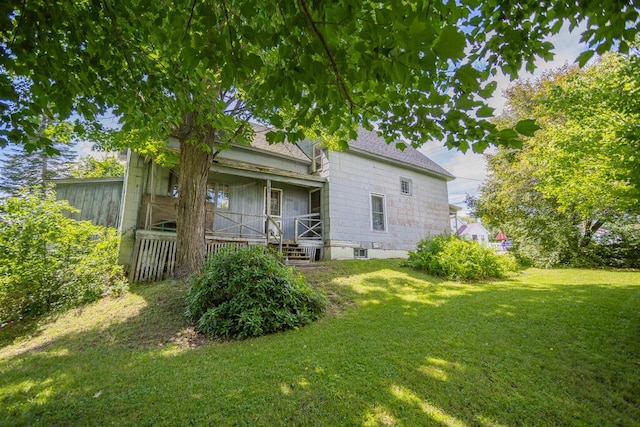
[354,248,368,259]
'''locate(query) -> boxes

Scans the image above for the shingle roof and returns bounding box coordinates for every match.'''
[244,124,453,179]
[348,128,454,180]
[248,124,310,162]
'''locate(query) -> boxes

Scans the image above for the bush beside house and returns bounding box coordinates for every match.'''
[405,235,518,281]
[0,192,127,324]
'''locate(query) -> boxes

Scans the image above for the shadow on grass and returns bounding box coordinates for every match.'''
[1,263,639,426]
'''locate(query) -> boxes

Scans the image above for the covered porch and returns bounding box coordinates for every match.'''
[128,158,326,281]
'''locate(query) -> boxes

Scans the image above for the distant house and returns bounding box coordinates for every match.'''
[117,126,454,281]
[457,222,491,246]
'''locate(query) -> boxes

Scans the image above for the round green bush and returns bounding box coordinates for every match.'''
[405,235,518,281]
[185,245,327,339]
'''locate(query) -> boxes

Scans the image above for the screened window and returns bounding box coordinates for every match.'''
[371,194,386,231]
[400,178,412,196]
[207,183,230,209]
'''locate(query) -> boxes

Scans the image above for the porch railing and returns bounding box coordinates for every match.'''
[294,213,322,242]
[132,212,322,282]
[211,210,283,251]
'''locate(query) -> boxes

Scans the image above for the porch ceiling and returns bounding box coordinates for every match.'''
[212,159,325,188]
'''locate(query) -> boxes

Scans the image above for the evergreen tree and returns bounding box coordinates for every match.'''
[0,119,76,196]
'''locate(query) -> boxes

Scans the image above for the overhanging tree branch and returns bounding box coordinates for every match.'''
[298,0,356,113]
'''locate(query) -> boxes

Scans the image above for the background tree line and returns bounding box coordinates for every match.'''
[475,52,640,268]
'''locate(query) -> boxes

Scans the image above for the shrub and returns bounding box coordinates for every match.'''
[406,235,518,281]
[0,191,127,324]
[185,245,327,339]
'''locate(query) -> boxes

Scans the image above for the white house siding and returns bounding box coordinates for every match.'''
[117,151,148,269]
[324,150,449,260]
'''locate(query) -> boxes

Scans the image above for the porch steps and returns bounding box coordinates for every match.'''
[270,242,312,264]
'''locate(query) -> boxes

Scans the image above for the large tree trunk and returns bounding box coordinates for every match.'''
[175,133,216,278]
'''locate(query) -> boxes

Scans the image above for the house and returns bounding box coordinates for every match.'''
[456,221,491,246]
[117,126,454,281]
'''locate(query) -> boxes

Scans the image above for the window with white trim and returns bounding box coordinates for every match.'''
[400,178,412,196]
[312,144,323,172]
[371,193,386,231]
[354,248,368,258]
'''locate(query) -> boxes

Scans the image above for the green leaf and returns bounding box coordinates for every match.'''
[514,119,540,137]
[477,106,494,118]
[265,131,285,144]
[433,26,465,60]
[576,50,595,67]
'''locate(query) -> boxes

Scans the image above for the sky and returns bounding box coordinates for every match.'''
[422,25,588,215]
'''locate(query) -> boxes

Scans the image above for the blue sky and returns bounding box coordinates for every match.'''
[422,25,588,214]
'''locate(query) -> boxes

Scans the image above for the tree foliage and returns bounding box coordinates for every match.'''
[0,191,127,324]
[2,1,638,274]
[71,155,125,179]
[478,53,640,267]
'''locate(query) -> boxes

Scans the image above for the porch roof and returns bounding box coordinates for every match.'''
[212,158,325,188]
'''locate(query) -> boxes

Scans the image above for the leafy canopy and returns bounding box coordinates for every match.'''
[1,1,638,154]
[71,155,125,179]
[478,53,640,267]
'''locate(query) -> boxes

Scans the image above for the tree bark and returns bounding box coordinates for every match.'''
[580,219,604,247]
[174,131,216,278]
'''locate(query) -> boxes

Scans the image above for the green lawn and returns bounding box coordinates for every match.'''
[1,260,639,426]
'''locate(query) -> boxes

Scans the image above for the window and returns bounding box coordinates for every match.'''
[207,183,230,209]
[371,194,386,231]
[312,145,323,172]
[400,178,412,196]
[354,248,368,259]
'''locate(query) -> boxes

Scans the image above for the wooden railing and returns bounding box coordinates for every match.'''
[294,213,322,242]
[131,213,322,282]
[210,211,265,237]
[130,231,248,282]
[211,210,283,250]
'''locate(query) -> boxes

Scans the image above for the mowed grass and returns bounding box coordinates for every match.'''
[1,260,639,426]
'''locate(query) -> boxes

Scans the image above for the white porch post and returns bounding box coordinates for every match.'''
[265,179,271,246]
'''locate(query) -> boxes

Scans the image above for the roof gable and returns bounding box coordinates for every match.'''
[348,129,454,180]
[458,222,489,236]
